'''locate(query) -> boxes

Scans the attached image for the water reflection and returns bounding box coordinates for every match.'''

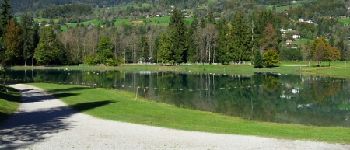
[2,70,350,127]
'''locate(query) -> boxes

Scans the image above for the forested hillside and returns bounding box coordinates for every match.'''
[11,0,310,13]
[0,0,348,68]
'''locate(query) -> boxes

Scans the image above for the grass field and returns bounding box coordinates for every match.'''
[12,61,350,78]
[35,15,194,32]
[0,85,20,123]
[339,17,350,26]
[29,82,350,144]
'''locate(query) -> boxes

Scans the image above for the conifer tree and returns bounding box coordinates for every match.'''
[253,50,263,68]
[0,0,11,36]
[34,27,65,65]
[21,13,39,66]
[169,8,187,64]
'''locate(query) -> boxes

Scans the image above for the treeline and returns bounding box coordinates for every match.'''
[0,0,345,68]
[55,8,342,67]
[39,4,93,18]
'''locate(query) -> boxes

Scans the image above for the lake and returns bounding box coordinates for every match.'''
[2,69,350,127]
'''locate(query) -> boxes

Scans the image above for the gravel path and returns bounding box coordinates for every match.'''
[0,84,349,150]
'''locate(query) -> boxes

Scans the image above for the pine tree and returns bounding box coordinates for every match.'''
[0,0,11,36]
[187,15,199,63]
[230,11,251,63]
[169,8,187,64]
[253,50,263,68]
[34,27,65,65]
[21,13,39,66]
[96,37,116,66]
[157,32,172,64]
[217,19,230,65]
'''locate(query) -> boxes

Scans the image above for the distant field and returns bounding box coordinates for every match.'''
[35,15,193,32]
[339,18,350,26]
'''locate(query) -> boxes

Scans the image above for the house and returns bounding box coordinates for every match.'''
[286,40,293,45]
[292,34,300,39]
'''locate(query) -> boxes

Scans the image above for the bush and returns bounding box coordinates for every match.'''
[105,58,119,66]
[84,55,97,65]
[263,49,279,68]
[253,50,264,68]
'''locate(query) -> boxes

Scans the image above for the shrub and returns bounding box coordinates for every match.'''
[84,55,97,65]
[263,49,279,68]
[106,58,119,66]
[253,50,264,68]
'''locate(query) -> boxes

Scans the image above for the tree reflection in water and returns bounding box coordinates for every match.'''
[3,70,350,127]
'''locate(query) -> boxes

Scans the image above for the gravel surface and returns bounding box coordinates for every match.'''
[0,84,349,150]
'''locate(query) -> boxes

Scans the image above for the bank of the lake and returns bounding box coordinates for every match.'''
[29,82,350,144]
[0,85,20,122]
[11,61,350,78]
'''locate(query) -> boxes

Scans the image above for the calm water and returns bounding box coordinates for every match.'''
[2,70,350,127]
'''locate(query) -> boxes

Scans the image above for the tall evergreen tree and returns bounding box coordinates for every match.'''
[34,27,65,65]
[217,19,230,64]
[21,13,39,66]
[157,32,172,64]
[0,0,11,36]
[187,15,199,63]
[96,37,116,66]
[230,11,251,63]
[169,8,187,64]
[253,50,263,68]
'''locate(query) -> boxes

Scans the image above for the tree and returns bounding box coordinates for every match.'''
[0,0,11,36]
[21,13,39,66]
[324,45,341,66]
[139,36,149,63]
[169,8,187,64]
[187,15,199,63]
[311,37,340,66]
[198,23,218,64]
[4,19,22,65]
[263,49,279,68]
[230,11,252,64]
[34,27,65,65]
[259,23,279,51]
[253,50,263,68]
[217,19,230,65]
[157,32,172,64]
[95,37,117,66]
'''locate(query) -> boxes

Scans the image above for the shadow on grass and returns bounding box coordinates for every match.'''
[0,86,21,103]
[20,92,80,104]
[0,87,115,149]
[46,87,91,93]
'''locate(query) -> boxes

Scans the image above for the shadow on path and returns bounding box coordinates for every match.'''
[0,87,114,149]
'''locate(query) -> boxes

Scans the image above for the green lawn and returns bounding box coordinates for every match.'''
[11,61,350,78]
[339,17,350,26]
[0,85,20,123]
[29,82,350,143]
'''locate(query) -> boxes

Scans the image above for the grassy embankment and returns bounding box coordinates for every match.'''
[30,82,350,144]
[0,85,20,123]
[12,61,350,78]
